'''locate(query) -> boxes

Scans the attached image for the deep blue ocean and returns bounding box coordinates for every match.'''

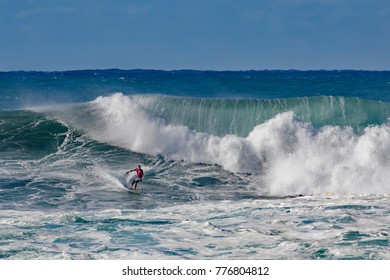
[1,70,390,259]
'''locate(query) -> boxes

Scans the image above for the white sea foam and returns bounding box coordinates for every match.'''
[2,194,390,259]
[86,93,390,195]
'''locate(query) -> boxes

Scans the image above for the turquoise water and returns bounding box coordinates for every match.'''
[1,70,390,259]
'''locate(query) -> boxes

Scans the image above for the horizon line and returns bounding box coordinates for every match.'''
[1,68,390,73]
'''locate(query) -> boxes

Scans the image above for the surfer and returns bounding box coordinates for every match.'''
[126,165,144,189]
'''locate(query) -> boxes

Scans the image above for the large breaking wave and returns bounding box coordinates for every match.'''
[47,93,390,195]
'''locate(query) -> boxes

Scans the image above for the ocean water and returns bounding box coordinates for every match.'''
[1,70,390,260]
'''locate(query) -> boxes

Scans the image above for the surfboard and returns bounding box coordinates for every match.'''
[125,187,143,194]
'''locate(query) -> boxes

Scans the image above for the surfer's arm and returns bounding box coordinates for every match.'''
[126,169,134,174]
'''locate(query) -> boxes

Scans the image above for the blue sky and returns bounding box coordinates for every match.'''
[1,0,390,71]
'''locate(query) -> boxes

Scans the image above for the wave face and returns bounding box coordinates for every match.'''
[42,93,390,196]
[134,94,390,136]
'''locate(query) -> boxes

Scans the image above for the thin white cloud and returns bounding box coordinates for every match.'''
[16,7,74,19]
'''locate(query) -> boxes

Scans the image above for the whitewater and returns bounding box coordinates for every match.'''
[1,70,390,259]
